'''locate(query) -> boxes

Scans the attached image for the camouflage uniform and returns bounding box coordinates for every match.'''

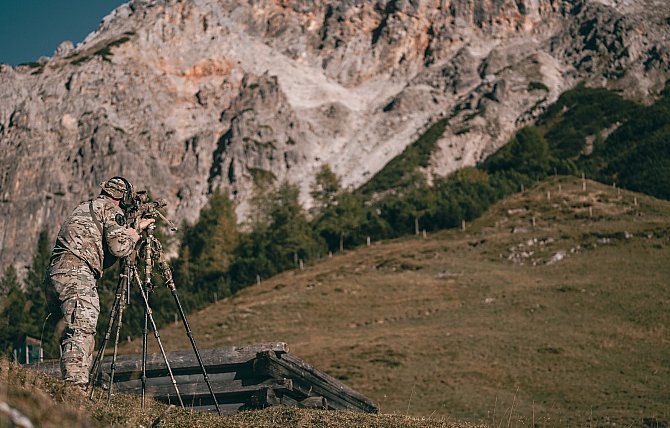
[47,190,138,386]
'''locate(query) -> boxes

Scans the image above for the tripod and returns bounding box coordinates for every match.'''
[87,224,222,415]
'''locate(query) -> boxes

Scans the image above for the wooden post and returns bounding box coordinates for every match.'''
[214,292,218,302]
[461,220,466,231]
[366,236,371,247]
[256,274,261,287]
[634,197,638,206]
[521,184,525,192]
[532,216,536,227]
[328,251,333,258]
[589,207,593,217]
[558,184,562,193]
[582,173,586,191]
[299,259,304,271]
[422,229,427,239]
[547,191,551,200]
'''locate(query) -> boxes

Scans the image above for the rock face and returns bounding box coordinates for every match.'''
[1,0,669,274]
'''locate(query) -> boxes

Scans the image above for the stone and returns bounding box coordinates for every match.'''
[1,0,670,273]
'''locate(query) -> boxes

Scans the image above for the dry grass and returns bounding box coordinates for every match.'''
[123,177,670,426]
[10,176,667,427]
[0,358,481,427]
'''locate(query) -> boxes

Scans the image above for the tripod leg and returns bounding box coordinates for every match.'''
[159,260,222,415]
[107,284,128,403]
[88,271,127,398]
[141,289,149,409]
[132,269,185,408]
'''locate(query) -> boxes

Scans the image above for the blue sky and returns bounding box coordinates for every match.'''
[0,0,127,66]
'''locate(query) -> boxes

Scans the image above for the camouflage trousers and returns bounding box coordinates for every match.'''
[47,255,100,386]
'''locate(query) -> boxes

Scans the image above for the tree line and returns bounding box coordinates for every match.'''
[2,83,669,359]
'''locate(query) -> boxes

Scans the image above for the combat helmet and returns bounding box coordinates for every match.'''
[100,176,134,208]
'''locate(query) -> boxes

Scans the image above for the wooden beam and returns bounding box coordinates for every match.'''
[253,351,378,413]
[116,378,293,401]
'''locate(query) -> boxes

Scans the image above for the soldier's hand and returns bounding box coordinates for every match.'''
[138,218,156,232]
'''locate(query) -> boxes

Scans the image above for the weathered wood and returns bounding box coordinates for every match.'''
[28,344,379,415]
[300,396,328,409]
[112,370,251,389]
[30,343,288,380]
[105,343,287,376]
[117,378,293,400]
[253,351,378,413]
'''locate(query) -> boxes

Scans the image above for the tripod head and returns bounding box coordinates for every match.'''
[124,190,178,232]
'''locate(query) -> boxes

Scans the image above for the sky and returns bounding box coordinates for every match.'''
[0,0,128,66]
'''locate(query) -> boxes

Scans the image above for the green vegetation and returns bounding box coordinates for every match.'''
[0,230,60,358]
[147,176,670,426]
[527,81,549,92]
[361,118,448,194]
[71,33,135,65]
[4,79,670,422]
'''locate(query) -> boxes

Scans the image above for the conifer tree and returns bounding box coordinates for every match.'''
[310,164,341,213]
[267,181,325,269]
[0,265,27,356]
[24,230,51,334]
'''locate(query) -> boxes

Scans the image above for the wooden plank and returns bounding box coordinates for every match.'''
[103,343,288,376]
[300,396,329,409]
[111,370,254,390]
[116,378,293,400]
[28,344,288,380]
[253,351,378,413]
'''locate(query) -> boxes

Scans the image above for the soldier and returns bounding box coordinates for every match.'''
[46,177,154,387]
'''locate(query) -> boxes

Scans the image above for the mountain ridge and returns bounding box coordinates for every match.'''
[1,0,669,273]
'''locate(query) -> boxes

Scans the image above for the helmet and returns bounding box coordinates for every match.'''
[100,176,134,208]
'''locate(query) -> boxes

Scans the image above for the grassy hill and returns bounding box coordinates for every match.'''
[114,176,670,427]
[6,176,666,427]
[1,358,481,428]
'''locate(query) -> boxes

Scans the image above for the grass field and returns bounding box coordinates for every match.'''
[6,176,667,427]
[116,176,670,427]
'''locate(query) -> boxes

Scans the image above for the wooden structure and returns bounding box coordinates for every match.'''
[31,343,377,414]
[14,335,43,365]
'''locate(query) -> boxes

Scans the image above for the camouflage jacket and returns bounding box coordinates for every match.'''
[49,196,138,278]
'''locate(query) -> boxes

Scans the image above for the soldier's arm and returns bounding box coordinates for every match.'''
[104,215,140,258]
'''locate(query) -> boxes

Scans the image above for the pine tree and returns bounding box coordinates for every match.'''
[24,230,51,334]
[0,265,27,356]
[310,164,341,213]
[179,190,239,298]
[267,181,326,267]
[316,190,366,251]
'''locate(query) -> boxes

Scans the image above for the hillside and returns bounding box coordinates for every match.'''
[119,176,670,426]
[0,359,480,428]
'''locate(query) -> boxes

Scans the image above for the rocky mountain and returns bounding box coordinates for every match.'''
[1,0,669,274]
